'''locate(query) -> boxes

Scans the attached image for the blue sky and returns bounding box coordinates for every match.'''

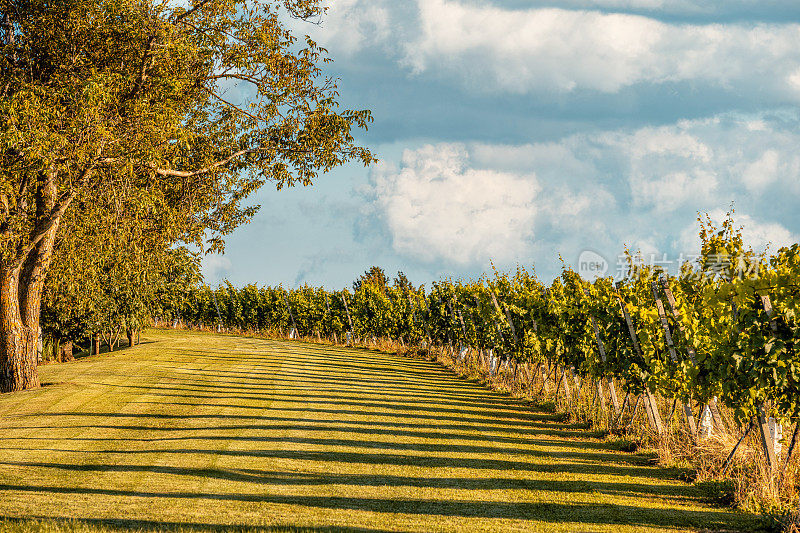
[202,0,800,289]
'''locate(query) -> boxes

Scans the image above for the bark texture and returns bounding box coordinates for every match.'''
[58,340,73,363]
[0,268,39,391]
[0,172,62,392]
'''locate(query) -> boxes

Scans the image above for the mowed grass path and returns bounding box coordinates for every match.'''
[0,330,758,532]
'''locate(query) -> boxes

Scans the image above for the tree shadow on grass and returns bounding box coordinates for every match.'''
[0,434,652,465]
[0,461,703,502]
[0,488,760,530]
[0,516,389,533]
[0,409,591,433]
[0,447,677,479]
[85,381,553,422]
[2,422,614,451]
[97,377,546,415]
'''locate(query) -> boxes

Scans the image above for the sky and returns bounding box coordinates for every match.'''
[201,0,800,289]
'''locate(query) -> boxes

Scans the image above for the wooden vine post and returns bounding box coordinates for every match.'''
[757,294,778,470]
[452,295,469,362]
[583,288,620,416]
[615,285,664,435]
[490,289,518,352]
[757,405,778,471]
[560,367,572,402]
[408,292,432,347]
[341,293,354,341]
[595,379,606,410]
[650,281,698,438]
[324,294,337,343]
[485,290,509,371]
[454,298,468,340]
[283,291,299,338]
[658,277,724,431]
[571,367,582,394]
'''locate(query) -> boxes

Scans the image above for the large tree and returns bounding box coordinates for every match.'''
[0,0,374,391]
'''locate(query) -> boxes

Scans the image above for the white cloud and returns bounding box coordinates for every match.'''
[405,3,661,93]
[633,169,718,212]
[367,112,800,268]
[741,219,798,252]
[318,0,392,55]
[554,0,667,8]
[370,144,539,264]
[417,2,800,96]
[623,127,713,162]
[289,0,800,101]
[201,254,233,284]
[601,114,800,207]
[287,0,395,56]
[310,0,800,98]
[742,150,781,191]
[604,126,717,211]
[512,0,777,13]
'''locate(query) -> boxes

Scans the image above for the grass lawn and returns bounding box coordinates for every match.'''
[0,329,761,532]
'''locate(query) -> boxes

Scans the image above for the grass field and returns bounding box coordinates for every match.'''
[0,329,761,532]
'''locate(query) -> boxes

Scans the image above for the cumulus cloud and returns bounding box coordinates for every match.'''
[404,1,800,97]
[741,149,786,192]
[201,254,233,284]
[611,127,717,211]
[366,112,800,270]
[597,113,800,209]
[300,0,800,101]
[370,144,539,264]
[312,0,393,55]
[484,0,795,15]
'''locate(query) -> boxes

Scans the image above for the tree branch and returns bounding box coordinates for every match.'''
[203,73,262,87]
[10,165,94,271]
[201,85,263,123]
[148,144,335,178]
[0,172,30,237]
[151,148,260,177]
[124,34,157,103]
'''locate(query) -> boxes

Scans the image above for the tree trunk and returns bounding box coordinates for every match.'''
[126,330,134,348]
[59,340,73,362]
[93,334,101,355]
[0,269,39,391]
[1,170,62,392]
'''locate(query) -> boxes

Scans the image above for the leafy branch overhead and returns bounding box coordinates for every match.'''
[0,0,374,257]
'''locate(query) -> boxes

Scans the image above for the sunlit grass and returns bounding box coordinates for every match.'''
[0,329,761,532]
